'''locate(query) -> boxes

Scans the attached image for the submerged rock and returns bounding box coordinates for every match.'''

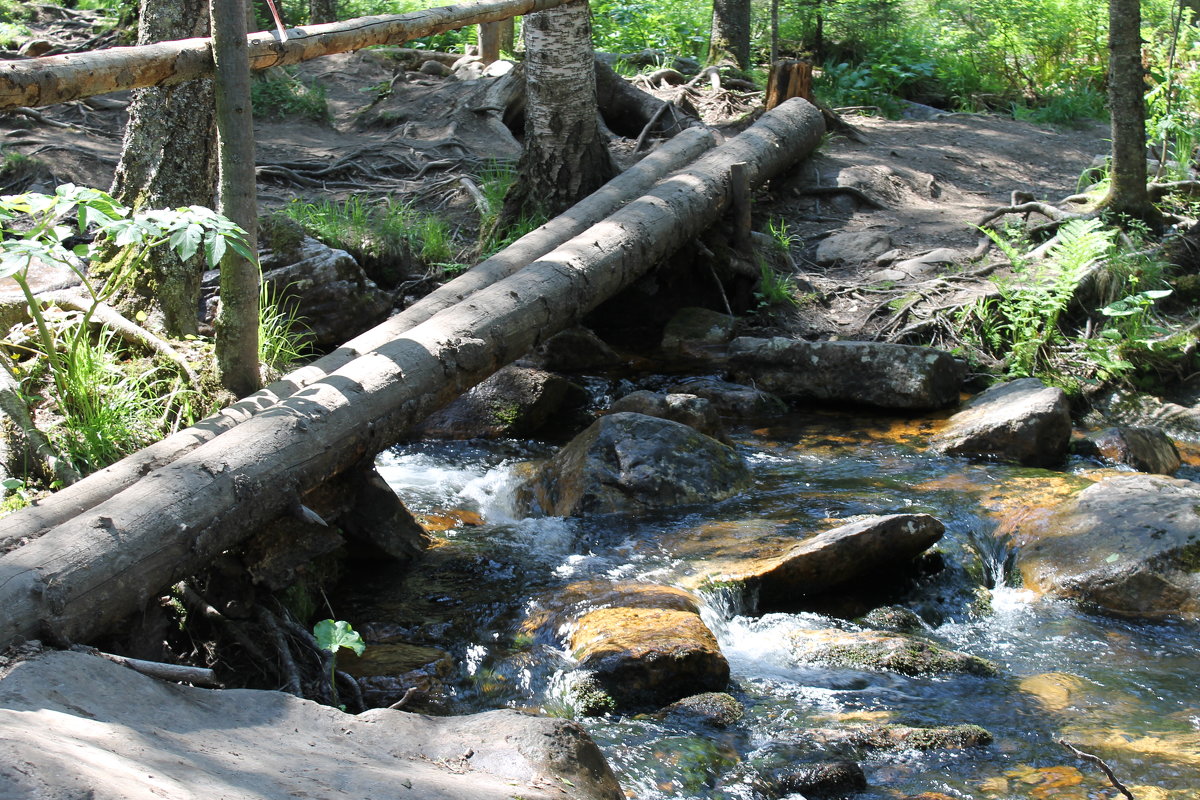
[410,364,588,440]
[531,326,623,372]
[0,650,625,800]
[520,412,751,516]
[931,377,1072,466]
[700,514,945,612]
[719,740,867,800]
[339,640,454,710]
[609,390,730,443]
[815,723,993,750]
[1073,425,1181,475]
[666,376,786,418]
[729,336,964,410]
[1000,473,1200,618]
[788,628,997,676]
[659,691,745,729]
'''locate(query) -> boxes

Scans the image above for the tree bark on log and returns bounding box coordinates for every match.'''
[0,99,823,650]
[0,0,575,110]
[0,126,715,548]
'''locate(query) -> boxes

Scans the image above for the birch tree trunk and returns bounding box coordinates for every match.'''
[108,0,216,337]
[309,0,337,24]
[502,0,616,223]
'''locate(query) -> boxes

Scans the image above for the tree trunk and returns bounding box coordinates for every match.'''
[0,0,576,111]
[502,0,616,223]
[0,127,716,549]
[108,0,216,337]
[708,0,751,70]
[765,59,813,110]
[211,0,261,397]
[1103,0,1160,225]
[479,20,502,63]
[499,16,516,54]
[309,0,336,24]
[0,99,824,650]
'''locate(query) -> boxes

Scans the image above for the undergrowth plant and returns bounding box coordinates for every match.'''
[251,69,330,122]
[955,218,1189,394]
[258,282,309,378]
[0,184,253,475]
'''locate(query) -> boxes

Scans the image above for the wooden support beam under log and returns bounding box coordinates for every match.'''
[0,99,825,651]
[0,0,573,110]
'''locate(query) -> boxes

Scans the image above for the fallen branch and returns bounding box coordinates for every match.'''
[1058,739,1135,800]
[69,644,221,687]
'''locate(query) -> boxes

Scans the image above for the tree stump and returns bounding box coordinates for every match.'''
[765,59,813,111]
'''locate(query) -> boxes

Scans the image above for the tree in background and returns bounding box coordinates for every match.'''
[309,0,336,25]
[108,0,216,337]
[1103,0,1161,226]
[501,0,615,223]
[708,0,751,69]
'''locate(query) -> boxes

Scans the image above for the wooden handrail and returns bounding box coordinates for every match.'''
[0,0,572,110]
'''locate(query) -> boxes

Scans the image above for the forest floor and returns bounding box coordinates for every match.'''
[1,48,1112,345]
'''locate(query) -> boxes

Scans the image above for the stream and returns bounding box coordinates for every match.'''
[333,402,1200,800]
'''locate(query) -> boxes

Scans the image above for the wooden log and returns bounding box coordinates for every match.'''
[0,99,824,650]
[0,0,574,110]
[765,58,813,111]
[0,126,716,548]
[478,21,502,64]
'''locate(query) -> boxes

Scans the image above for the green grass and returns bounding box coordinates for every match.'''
[259,282,310,376]
[251,69,330,122]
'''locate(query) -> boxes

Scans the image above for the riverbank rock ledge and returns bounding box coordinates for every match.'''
[999,474,1200,618]
[728,337,964,409]
[930,377,1071,466]
[521,412,752,516]
[564,584,730,711]
[0,650,625,800]
[706,513,945,611]
[1073,425,1181,475]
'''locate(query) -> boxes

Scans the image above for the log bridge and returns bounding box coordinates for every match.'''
[0,0,827,651]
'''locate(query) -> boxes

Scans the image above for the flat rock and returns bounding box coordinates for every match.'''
[0,650,624,800]
[521,412,751,516]
[788,628,997,676]
[930,377,1071,466]
[1074,426,1181,475]
[729,336,964,410]
[999,473,1200,618]
[815,230,894,266]
[701,514,945,611]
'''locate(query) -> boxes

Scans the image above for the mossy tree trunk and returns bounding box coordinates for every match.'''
[1102,0,1161,226]
[501,0,615,224]
[211,0,261,397]
[109,0,216,337]
[708,0,751,70]
[309,0,336,24]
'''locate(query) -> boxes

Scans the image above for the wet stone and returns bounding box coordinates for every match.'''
[1073,425,1181,475]
[931,377,1072,466]
[658,691,745,729]
[788,628,998,676]
[608,390,729,443]
[666,377,786,419]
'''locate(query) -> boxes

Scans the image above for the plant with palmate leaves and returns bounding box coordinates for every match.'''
[0,184,254,473]
[313,618,365,709]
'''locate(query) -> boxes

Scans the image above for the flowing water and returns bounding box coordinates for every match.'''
[333,406,1200,800]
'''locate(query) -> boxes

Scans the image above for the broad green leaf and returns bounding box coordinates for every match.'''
[313,619,365,656]
[1,478,23,491]
[169,223,204,262]
[205,232,227,268]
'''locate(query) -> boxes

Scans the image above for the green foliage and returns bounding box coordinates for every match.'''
[251,69,329,122]
[313,618,365,709]
[0,21,29,47]
[279,195,458,283]
[955,218,1191,394]
[0,185,251,474]
[590,0,709,58]
[258,282,309,377]
[0,0,33,22]
[476,161,547,258]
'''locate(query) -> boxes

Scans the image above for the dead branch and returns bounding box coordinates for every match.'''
[69,644,221,687]
[1058,739,1135,800]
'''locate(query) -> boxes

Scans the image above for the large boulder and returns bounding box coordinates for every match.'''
[999,474,1200,618]
[698,514,945,611]
[522,582,729,712]
[930,377,1072,466]
[521,412,752,516]
[1073,426,1181,475]
[530,326,623,372]
[609,390,729,443]
[252,234,393,351]
[0,650,625,800]
[729,336,964,410]
[410,364,588,440]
